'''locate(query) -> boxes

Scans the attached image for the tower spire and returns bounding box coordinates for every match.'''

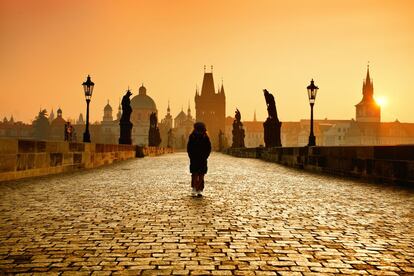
[187,100,191,117]
[253,110,257,122]
[366,62,371,83]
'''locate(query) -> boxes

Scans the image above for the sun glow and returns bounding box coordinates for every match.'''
[375,96,388,107]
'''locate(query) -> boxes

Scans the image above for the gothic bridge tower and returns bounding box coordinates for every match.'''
[195,67,226,150]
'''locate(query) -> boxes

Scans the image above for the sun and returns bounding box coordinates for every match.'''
[375,96,387,107]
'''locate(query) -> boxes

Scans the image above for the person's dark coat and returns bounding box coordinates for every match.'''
[187,131,211,174]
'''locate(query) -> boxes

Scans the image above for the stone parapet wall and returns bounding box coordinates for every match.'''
[137,146,174,157]
[226,145,414,184]
[0,139,137,182]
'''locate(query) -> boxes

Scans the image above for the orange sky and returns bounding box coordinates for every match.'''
[1,0,414,123]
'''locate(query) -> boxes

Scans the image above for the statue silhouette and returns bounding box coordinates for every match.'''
[264,89,278,119]
[263,89,282,147]
[232,109,245,148]
[119,90,133,145]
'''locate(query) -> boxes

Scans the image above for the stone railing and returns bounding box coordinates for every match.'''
[136,146,174,157]
[0,139,172,182]
[225,145,414,185]
[0,139,137,182]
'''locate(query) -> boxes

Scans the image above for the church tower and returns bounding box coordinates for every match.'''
[355,65,380,122]
[195,66,226,150]
[162,101,173,129]
[103,100,113,122]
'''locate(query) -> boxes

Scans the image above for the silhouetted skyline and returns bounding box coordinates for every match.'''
[1,0,414,123]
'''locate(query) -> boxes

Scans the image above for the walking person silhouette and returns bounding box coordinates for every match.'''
[187,122,211,197]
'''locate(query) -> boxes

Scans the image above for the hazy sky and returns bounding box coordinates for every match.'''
[1,0,413,123]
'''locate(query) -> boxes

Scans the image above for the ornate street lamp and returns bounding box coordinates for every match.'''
[307,79,319,146]
[82,75,94,143]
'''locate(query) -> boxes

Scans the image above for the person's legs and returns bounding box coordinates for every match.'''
[191,174,197,195]
[199,174,205,192]
[194,173,201,191]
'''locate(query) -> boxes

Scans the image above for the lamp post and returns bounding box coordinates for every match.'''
[82,75,94,143]
[307,79,319,146]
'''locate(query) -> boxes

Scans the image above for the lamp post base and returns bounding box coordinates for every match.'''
[83,132,91,143]
[308,135,316,147]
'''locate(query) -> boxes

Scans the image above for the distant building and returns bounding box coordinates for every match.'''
[355,66,380,123]
[173,104,195,149]
[100,100,119,144]
[158,102,196,150]
[130,84,157,146]
[195,68,226,150]
[50,108,66,141]
[159,102,173,148]
[0,116,31,139]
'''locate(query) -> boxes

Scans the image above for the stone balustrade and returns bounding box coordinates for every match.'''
[225,145,414,185]
[0,138,173,182]
[136,146,174,157]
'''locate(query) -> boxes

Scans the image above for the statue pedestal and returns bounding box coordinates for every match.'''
[263,118,282,147]
[232,121,245,148]
[119,121,133,145]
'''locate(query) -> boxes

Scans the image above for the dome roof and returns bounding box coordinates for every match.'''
[131,85,156,110]
[104,100,112,111]
[131,94,156,110]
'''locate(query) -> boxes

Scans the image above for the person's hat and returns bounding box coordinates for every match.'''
[194,122,206,132]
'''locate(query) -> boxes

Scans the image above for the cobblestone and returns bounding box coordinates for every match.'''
[0,153,413,275]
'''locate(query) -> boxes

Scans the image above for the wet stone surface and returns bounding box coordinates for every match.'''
[0,152,413,275]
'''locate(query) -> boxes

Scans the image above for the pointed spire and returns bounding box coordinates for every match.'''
[220,79,225,95]
[167,100,171,114]
[365,62,371,83]
[253,110,257,122]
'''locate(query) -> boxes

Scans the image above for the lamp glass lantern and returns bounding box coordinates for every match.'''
[82,75,95,101]
[307,79,318,104]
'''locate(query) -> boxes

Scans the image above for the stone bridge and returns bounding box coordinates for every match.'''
[0,153,413,275]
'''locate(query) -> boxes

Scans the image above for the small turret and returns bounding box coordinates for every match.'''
[117,99,122,120]
[187,100,192,118]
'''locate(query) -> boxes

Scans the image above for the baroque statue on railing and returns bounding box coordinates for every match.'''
[231,109,245,148]
[119,89,133,145]
[263,89,282,147]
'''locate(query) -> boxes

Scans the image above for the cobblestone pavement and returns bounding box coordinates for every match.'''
[0,153,413,275]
